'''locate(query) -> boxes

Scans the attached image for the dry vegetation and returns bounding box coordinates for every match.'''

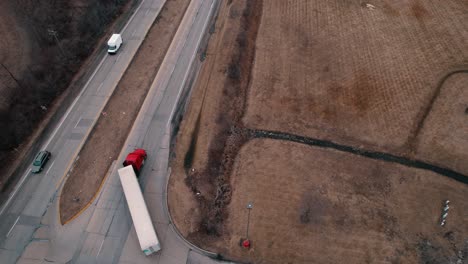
[169,0,262,241]
[243,0,468,162]
[415,73,468,175]
[168,0,468,263]
[0,1,31,112]
[0,0,131,192]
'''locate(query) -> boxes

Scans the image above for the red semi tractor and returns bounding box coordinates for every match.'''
[123,149,147,175]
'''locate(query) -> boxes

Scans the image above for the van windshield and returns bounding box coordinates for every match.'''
[108,45,116,50]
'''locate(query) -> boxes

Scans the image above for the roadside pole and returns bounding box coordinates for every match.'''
[242,202,253,249]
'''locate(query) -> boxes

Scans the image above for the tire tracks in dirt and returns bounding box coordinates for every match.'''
[248,128,468,184]
[407,68,468,151]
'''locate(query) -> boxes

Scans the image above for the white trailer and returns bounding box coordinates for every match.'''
[118,165,160,255]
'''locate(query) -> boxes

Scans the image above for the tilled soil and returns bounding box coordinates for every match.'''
[415,72,468,175]
[244,0,468,161]
[59,0,191,224]
[168,0,468,262]
[226,139,468,264]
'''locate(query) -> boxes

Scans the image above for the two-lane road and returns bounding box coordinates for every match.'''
[0,0,232,263]
[0,0,167,262]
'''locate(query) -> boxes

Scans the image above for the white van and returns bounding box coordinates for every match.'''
[107,34,123,54]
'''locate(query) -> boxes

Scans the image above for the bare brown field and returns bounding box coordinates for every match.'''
[168,0,468,263]
[224,139,468,264]
[243,0,468,157]
[415,72,468,175]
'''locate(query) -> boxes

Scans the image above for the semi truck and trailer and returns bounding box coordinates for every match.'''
[118,149,161,256]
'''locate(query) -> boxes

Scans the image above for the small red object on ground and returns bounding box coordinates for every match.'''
[242,239,251,249]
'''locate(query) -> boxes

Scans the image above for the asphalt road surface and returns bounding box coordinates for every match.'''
[0,0,230,263]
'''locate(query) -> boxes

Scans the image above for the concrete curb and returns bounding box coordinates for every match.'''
[164,167,220,259]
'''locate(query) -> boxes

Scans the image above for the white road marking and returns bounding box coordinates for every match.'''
[74,116,83,128]
[122,0,146,32]
[0,0,150,219]
[145,9,150,16]
[132,29,137,37]
[43,57,107,150]
[97,82,104,93]
[0,41,106,218]
[0,169,31,216]
[97,239,105,256]
[116,53,122,62]
[46,160,55,175]
[6,216,20,238]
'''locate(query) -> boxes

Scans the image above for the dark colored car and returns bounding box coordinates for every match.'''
[31,151,51,173]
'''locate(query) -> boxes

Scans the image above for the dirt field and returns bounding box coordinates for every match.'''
[225,139,468,264]
[59,0,191,224]
[169,0,261,240]
[415,72,468,175]
[168,0,468,262]
[243,0,468,158]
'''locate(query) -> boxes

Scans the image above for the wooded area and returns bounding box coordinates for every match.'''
[0,0,129,175]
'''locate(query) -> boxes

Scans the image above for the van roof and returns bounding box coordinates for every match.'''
[108,34,121,45]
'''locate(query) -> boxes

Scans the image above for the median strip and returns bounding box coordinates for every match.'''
[59,0,191,224]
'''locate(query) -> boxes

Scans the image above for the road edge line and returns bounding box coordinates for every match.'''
[162,0,227,259]
[58,0,167,225]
